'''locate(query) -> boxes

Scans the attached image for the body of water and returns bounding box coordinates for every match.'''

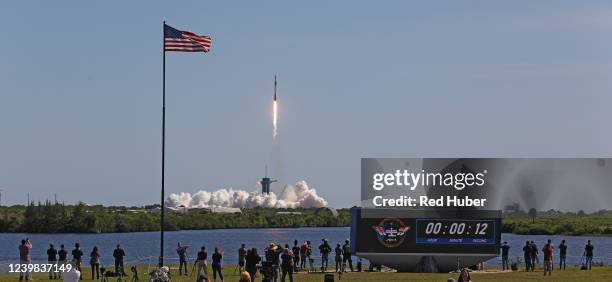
[1,228,610,272]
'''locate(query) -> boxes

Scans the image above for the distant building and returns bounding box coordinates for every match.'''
[315,207,339,217]
[277,211,303,215]
[503,203,522,214]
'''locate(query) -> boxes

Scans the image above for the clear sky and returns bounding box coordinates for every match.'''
[1,1,612,207]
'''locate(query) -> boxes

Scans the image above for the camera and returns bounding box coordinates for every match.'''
[259,261,273,282]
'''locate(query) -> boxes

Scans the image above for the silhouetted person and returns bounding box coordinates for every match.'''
[318,239,331,272]
[90,246,101,280]
[196,246,209,278]
[291,240,300,272]
[584,240,594,270]
[113,244,126,275]
[342,240,353,272]
[47,244,58,279]
[500,241,510,271]
[522,241,532,272]
[211,247,224,282]
[58,244,68,279]
[72,243,83,280]
[245,248,261,280]
[238,243,247,272]
[176,242,189,276]
[530,241,539,271]
[280,248,294,282]
[558,240,567,270]
[334,243,343,273]
[299,242,308,269]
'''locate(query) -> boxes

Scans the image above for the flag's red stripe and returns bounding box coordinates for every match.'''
[165,49,209,52]
[164,28,211,52]
[166,38,211,44]
[165,41,211,47]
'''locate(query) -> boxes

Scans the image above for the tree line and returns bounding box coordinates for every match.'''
[0,202,350,233]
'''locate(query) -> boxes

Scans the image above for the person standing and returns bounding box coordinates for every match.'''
[299,242,308,270]
[318,239,331,272]
[280,248,294,282]
[265,243,283,282]
[305,241,313,272]
[19,239,32,281]
[113,244,126,276]
[238,244,247,272]
[334,243,343,273]
[176,242,189,276]
[558,240,567,270]
[47,244,58,279]
[542,240,554,276]
[530,241,539,271]
[342,240,353,272]
[90,246,101,280]
[58,244,68,279]
[195,246,209,279]
[584,240,594,270]
[522,241,531,272]
[211,247,224,282]
[291,240,300,272]
[500,241,510,271]
[71,243,83,280]
[245,248,261,281]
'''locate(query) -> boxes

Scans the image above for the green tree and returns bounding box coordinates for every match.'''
[528,208,537,224]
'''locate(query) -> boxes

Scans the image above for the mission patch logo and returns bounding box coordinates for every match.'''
[372,218,410,248]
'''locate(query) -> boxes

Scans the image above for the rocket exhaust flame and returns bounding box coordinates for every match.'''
[273,100,278,139]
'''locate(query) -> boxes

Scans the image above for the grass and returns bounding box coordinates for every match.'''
[2,265,611,282]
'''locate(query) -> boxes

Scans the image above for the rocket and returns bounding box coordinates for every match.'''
[274,75,277,101]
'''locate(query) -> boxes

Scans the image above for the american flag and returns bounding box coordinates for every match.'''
[164,24,211,53]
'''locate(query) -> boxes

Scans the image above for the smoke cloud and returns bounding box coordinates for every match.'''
[166,181,328,209]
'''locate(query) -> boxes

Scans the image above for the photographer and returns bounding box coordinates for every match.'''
[113,244,126,276]
[176,242,189,276]
[18,239,32,281]
[265,243,283,282]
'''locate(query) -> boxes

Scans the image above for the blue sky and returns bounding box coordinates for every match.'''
[1,1,612,207]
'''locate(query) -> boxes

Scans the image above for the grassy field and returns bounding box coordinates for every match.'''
[2,265,611,282]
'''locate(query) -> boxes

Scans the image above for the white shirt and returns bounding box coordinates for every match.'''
[63,267,80,282]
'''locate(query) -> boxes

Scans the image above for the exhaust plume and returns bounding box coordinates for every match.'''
[273,100,278,139]
[166,180,328,209]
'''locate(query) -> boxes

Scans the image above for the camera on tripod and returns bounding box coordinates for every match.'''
[258,261,274,282]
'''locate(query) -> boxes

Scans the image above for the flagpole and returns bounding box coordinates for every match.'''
[160,20,166,267]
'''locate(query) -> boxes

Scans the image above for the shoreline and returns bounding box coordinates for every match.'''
[1,227,610,237]
[2,264,611,282]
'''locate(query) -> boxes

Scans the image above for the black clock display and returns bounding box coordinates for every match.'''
[415,219,496,245]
